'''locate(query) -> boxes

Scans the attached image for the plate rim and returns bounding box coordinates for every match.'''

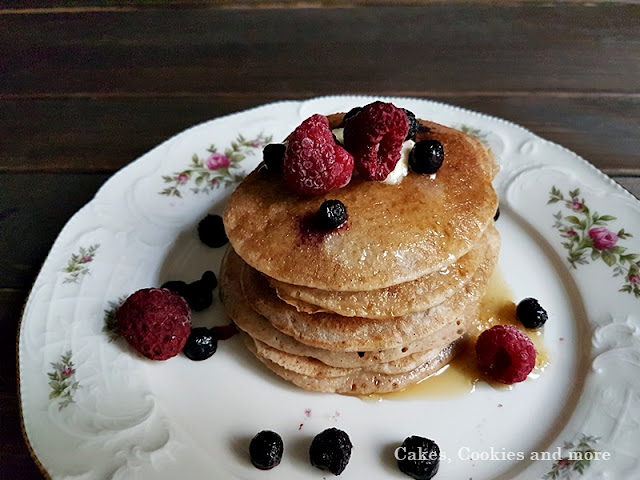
[17,94,640,480]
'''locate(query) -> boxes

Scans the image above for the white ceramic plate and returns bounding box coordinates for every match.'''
[19,96,640,480]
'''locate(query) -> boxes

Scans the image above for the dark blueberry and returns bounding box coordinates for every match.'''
[201,270,218,289]
[309,427,352,476]
[263,143,286,174]
[316,200,347,230]
[402,108,419,141]
[343,106,362,124]
[397,436,440,480]
[494,207,500,221]
[160,280,188,297]
[198,214,228,248]
[516,297,548,329]
[183,278,214,312]
[357,352,365,358]
[409,140,444,175]
[249,430,284,470]
[183,327,217,361]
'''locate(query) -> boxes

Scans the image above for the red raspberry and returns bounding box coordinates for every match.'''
[343,102,409,181]
[283,114,354,196]
[475,325,536,385]
[117,288,191,360]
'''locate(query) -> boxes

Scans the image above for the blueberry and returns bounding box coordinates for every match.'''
[183,327,217,361]
[198,214,228,248]
[343,107,362,124]
[357,352,365,358]
[160,280,188,297]
[309,427,352,476]
[402,108,419,141]
[183,278,214,312]
[516,298,548,329]
[409,140,444,175]
[316,200,347,230]
[201,270,218,289]
[494,207,500,221]
[397,436,440,480]
[263,143,286,174]
[250,430,284,470]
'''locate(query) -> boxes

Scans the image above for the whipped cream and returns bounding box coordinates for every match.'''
[383,140,414,185]
[332,128,345,144]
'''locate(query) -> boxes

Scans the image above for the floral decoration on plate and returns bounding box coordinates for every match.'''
[549,187,639,296]
[160,133,272,197]
[542,435,600,479]
[62,244,99,284]
[102,296,127,342]
[456,124,489,146]
[47,351,80,411]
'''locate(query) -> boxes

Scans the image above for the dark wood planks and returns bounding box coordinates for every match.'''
[0,289,45,479]
[2,6,640,96]
[2,94,640,173]
[0,174,110,289]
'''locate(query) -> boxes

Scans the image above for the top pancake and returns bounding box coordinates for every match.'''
[223,116,498,291]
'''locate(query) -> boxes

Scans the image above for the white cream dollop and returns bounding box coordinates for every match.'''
[383,140,414,185]
[332,128,345,144]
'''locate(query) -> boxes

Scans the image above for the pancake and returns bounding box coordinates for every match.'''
[223,118,498,291]
[239,236,499,352]
[244,334,460,394]
[249,335,447,376]
[220,249,472,367]
[269,223,499,318]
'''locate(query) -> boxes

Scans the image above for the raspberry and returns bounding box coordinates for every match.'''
[475,325,536,385]
[117,288,191,361]
[343,102,409,181]
[283,114,354,196]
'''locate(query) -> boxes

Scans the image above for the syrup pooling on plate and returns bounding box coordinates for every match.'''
[364,269,549,401]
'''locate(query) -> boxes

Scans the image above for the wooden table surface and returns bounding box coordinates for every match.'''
[1,2,639,478]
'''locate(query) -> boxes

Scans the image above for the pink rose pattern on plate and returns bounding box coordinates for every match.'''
[47,351,80,411]
[543,435,599,479]
[160,133,272,197]
[62,244,99,283]
[549,187,639,297]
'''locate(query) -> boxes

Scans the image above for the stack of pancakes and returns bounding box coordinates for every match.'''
[220,115,499,394]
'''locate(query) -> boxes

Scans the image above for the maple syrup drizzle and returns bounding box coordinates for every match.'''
[364,269,549,401]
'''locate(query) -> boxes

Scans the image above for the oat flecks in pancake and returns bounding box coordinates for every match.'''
[223,119,498,291]
[270,224,500,318]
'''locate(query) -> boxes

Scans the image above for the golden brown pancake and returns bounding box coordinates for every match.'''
[249,335,446,376]
[238,239,498,352]
[244,334,460,394]
[269,224,499,318]
[220,249,471,368]
[223,118,498,291]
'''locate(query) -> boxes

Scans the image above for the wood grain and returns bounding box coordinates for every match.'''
[2,6,639,96]
[2,95,639,174]
[0,174,110,289]
[0,288,44,479]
